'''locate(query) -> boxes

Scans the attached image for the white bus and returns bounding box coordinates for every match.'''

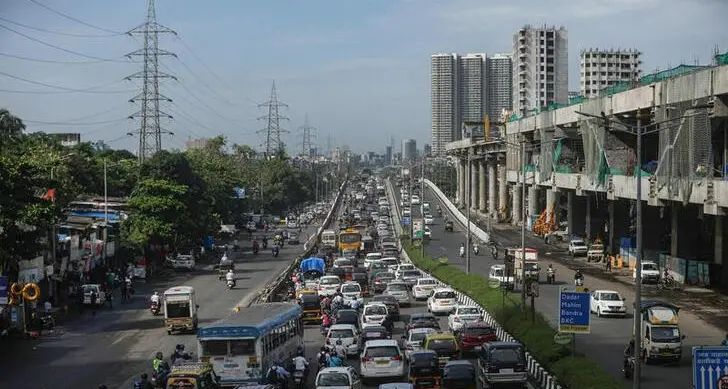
[321,229,337,247]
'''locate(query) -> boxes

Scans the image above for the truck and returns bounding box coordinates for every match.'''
[635,301,684,363]
[511,248,540,283]
[587,242,605,263]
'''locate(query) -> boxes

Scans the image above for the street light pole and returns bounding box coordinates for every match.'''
[103,159,109,265]
[633,112,643,389]
[520,140,527,309]
[420,158,426,259]
[466,155,471,275]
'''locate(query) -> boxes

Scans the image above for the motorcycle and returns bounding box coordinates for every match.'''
[293,370,306,389]
[459,247,465,258]
[623,356,635,379]
[253,243,260,255]
[227,279,236,289]
[262,239,268,249]
[547,269,556,284]
[150,301,160,316]
[473,244,479,255]
[575,277,584,287]
[273,246,280,257]
[437,208,442,216]
[40,314,55,330]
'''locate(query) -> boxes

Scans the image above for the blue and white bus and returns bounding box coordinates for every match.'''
[197,302,304,387]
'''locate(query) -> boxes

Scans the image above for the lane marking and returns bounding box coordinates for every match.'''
[111,330,133,345]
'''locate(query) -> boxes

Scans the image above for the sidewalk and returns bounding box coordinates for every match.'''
[473,212,728,333]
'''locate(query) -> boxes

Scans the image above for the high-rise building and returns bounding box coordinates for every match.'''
[402,139,417,162]
[580,48,641,99]
[431,52,513,154]
[512,25,569,116]
[385,145,393,165]
[431,53,458,156]
[423,143,432,156]
[486,53,513,121]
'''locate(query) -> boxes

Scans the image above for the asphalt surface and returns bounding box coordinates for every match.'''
[391,182,723,389]
[0,227,318,389]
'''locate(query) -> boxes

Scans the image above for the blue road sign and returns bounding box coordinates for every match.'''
[402,217,410,225]
[558,287,591,333]
[693,346,728,389]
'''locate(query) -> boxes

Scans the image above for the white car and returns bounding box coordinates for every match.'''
[334,258,353,268]
[246,221,257,231]
[318,275,342,297]
[393,264,416,279]
[172,254,195,271]
[360,339,405,382]
[341,282,362,303]
[568,239,589,256]
[410,195,421,205]
[327,324,360,356]
[447,305,482,332]
[423,214,434,225]
[361,303,389,328]
[402,208,411,217]
[590,290,627,317]
[427,288,458,315]
[633,261,661,284]
[363,253,382,268]
[411,278,438,300]
[424,227,432,239]
[287,220,298,229]
[403,327,438,361]
[315,366,362,389]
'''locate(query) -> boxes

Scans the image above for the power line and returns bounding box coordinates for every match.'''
[22,104,130,124]
[0,16,122,38]
[0,51,120,64]
[0,23,127,62]
[0,70,133,93]
[125,0,177,163]
[257,80,289,157]
[176,37,227,87]
[23,118,127,126]
[298,114,316,157]
[26,0,124,35]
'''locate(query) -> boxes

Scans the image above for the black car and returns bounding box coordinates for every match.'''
[360,325,391,343]
[334,309,360,329]
[407,312,441,332]
[288,233,300,245]
[372,274,395,294]
[368,294,400,320]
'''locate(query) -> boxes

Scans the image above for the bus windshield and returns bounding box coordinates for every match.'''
[339,233,361,244]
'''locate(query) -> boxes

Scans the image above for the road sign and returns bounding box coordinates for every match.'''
[693,346,728,389]
[412,218,424,238]
[558,286,591,333]
[553,332,573,345]
[402,217,410,225]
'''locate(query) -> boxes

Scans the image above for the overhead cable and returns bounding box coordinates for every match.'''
[0,23,126,62]
[0,51,120,64]
[26,0,124,35]
[0,70,134,94]
[0,16,122,38]
[23,118,127,126]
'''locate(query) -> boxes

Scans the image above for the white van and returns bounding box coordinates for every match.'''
[327,324,360,356]
[360,339,405,382]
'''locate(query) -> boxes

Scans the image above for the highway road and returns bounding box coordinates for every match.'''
[0,226,320,389]
[390,181,722,389]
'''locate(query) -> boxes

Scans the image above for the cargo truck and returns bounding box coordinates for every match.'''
[635,300,685,363]
[512,248,540,283]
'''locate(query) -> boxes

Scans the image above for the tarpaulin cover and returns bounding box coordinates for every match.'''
[299,257,325,273]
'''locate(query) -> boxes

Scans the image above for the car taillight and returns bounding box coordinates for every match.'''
[514,364,526,372]
[361,356,372,362]
[391,355,402,361]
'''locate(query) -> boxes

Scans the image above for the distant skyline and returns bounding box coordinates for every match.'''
[1,0,727,153]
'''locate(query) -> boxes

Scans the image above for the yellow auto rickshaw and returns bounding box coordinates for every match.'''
[296,289,318,299]
[408,350,441,389]
[299,293,322,324]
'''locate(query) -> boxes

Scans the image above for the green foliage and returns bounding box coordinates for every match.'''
[402,242,623,389]
[124,178,189,247]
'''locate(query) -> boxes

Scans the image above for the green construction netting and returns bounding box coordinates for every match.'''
[717,52,728,66]
[524,164,537,172]
[569,95,587,104]
[598,64,707,98]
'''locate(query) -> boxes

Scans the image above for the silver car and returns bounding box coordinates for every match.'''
[399,270,422,287]
[383,281,412,307]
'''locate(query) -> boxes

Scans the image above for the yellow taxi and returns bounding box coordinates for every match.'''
[423,333,461,368]
[166,362,221,389]
[296,289,318,299]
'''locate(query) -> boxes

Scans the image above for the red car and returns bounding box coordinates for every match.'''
[457,322,497,354]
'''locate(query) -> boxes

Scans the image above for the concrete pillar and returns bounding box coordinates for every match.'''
[585,195,592,241]
[670,206,679,257]
[478,160,487,212]
[715,215,723,265]
[545,189,559,223]
[513,184,522,224]
[498,163,507,219]
[455,162,461,205]
[567,191,574,238]
[470,161,478,210]
[488,162,497,217]
[608,201,615,253]
[527,186,538,220]
[458,159,466,206]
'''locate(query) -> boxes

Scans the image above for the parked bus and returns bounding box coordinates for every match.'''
[338,228,362,253]
[197,302,303,387]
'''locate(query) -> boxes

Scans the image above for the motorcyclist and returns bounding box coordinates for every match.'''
[150,292,160,305]
[273,243,280,256]
[152,351,164,371]
[623,338,635,372]
[327,352,343,367]
[262,236,268,249]
[574,269,584,281]
[134,373,154,389]
[265,363,290,387]
[473,241,479,255]
[253,240,260,251]
[333,339,347,359]
[349,296,361,310]
[316,347,329,369]
[226,269,235,286]
[171,344,186,363]
[320,296,331,312]
[721,333,728,346]
[332,293,344,310]
[459,243,465,258]
[292,349,309,380]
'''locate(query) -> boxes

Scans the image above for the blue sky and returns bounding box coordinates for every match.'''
[1,0,727,154]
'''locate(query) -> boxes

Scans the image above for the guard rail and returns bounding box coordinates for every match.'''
[422,178,490,244]
[250,177,349,305]
[387,179,562,389]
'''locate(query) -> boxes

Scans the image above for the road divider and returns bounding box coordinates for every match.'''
[246,177,349,306]
[390,179,623,389]
[422,178,490,244]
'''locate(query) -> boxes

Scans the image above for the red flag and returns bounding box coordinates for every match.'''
[41,188,56,202]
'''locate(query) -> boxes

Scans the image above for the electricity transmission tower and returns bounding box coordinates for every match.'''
[298,114,316,157]
[126,0,176,163]
[257,81,289,157]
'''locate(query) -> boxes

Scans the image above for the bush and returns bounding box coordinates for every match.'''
[402,241,623,389]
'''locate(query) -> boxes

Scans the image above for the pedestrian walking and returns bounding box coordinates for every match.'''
[90,290,98,316]
[605,255,612,273]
